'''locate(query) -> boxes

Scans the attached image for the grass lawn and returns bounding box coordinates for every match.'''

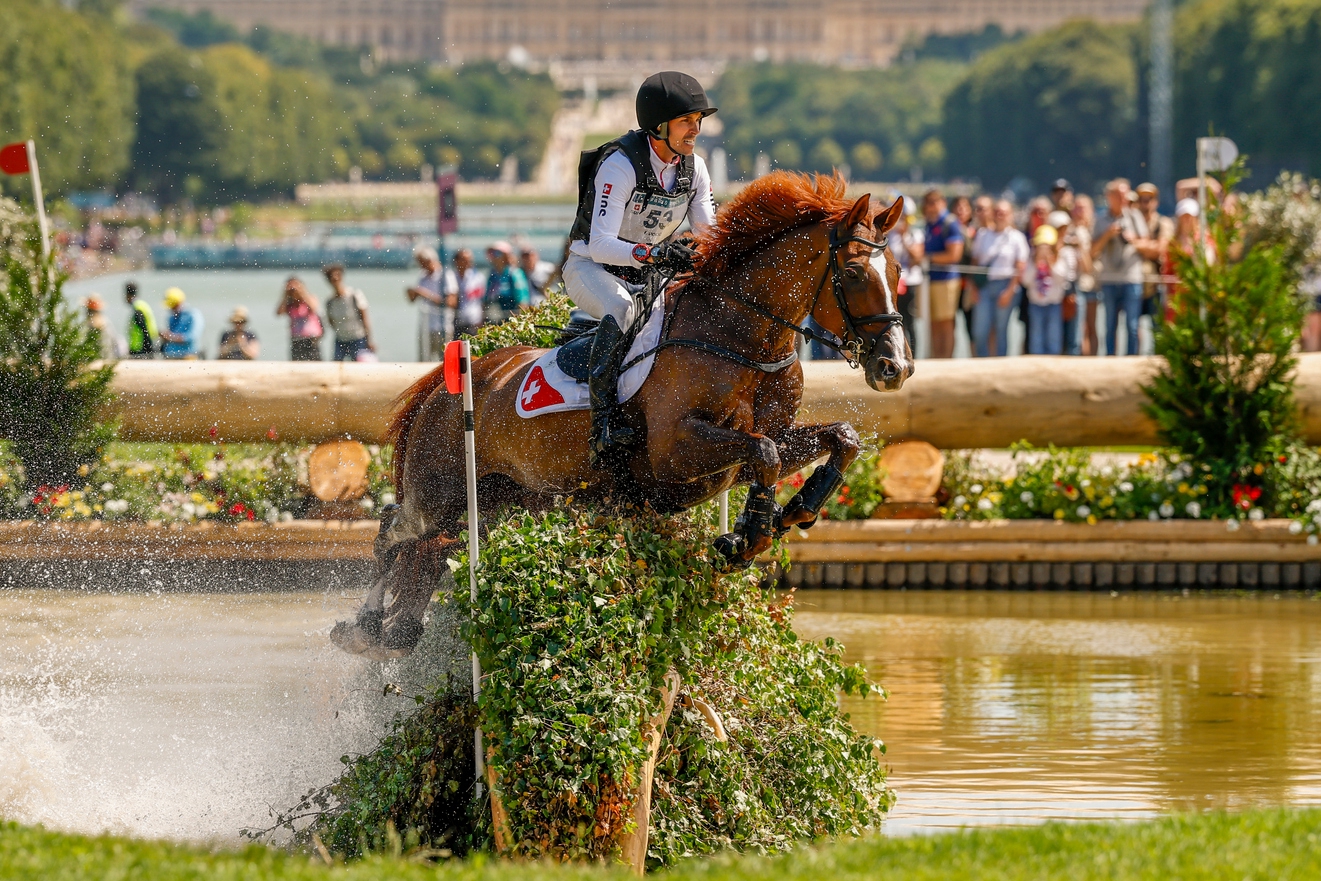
[4,809,1320,880]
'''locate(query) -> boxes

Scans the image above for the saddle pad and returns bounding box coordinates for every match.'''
[516,303,665,418]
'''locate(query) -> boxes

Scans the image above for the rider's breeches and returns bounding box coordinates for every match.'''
[563,253,636,329]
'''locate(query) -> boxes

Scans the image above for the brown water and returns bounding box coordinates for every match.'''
[794,590,1321,834]
[4,588,1321,840]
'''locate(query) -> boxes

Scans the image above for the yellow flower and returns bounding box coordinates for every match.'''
[190,492,206,504]
[93,503,103,512]
[77,464,90,477]
[1053,509,1065,520]
[54,495,71,508]
[1100,496,1114,508]
[1138,453,1157,465]
[1087,515,1098,525]
[74,502,92,517]
[1178,482,1189,494]
[1253,463,1264,475]
[1084,486,1096,500]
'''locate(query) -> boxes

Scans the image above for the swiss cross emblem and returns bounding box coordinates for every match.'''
[602,183,612,195]
[519,366,565,412]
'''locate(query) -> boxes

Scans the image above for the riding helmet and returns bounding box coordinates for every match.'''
[636,71,717,134]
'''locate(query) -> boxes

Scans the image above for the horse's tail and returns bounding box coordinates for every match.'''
[385,364,449,492]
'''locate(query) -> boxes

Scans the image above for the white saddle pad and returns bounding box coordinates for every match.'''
[516,304,665,418]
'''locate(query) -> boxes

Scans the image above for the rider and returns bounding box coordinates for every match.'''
[564,70,718,463]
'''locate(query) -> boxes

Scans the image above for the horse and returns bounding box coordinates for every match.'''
[332,172,913,658]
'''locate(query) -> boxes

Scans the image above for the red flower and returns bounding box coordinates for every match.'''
[1231,484,1263,510]
[208,425,218,440]
[266,425,279,441]
[246,509,256,521]
[228,502,246,517]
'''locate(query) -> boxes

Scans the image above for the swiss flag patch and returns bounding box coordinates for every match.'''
[602,183,612,195]
[518,366,565,412]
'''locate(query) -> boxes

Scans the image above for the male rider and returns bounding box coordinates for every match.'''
[563,70,718,463]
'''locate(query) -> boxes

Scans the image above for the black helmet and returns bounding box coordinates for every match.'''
[636,71,717,135]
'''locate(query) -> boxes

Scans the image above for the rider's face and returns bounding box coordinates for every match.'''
[665,112,704,156]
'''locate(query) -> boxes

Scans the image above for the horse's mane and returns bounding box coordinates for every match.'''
[692,171,860,280]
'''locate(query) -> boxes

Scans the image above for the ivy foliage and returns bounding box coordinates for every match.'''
[456,506,891,867]
[1142,161,1305,511]
[463,289,573,358]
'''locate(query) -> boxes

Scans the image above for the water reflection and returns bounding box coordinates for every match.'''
[793,591,1321,833]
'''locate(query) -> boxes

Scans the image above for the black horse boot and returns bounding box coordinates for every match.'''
[588,314,637,468]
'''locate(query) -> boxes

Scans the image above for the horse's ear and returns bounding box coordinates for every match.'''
[874,196,904,235]
[844,194,871,230]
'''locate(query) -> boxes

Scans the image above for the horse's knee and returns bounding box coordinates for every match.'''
[832,423,861,461]
[748,435,781,483]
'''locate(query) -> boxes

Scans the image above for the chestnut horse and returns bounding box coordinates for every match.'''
[333,173,912,657]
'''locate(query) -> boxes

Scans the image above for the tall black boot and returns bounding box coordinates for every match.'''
[588,314,636,466]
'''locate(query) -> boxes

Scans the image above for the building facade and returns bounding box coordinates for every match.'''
[136,0,1150,73]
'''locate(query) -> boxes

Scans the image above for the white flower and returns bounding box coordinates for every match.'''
[1081,479,1091,488]
[1290,520,1304,534]
[101,482,114,493]
[1119,482,1134,494]
[969,484,983,495]
[1148,510,1160,521]
[181,502,196,517]
[1226,519,1241,532]
[1077,505,1091,517]
[1020,491,1034,503]
[380,492,396,507]
[952,495,967,508]
[265,508,279,523]
[1159,502,1175,518]
[977,498,994,511]
[1248,507,1265,521]
[1101,465,1115,476]
[1307,499,1321,514]
[280,511,294,523]
[1310,534,1319,546]
[1186,502,1202,519]
[360,498,375,511]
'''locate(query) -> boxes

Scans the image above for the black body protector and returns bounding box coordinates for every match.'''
[568,129,696,285]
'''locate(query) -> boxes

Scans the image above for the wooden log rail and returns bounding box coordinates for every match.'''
[92,354,1321,446]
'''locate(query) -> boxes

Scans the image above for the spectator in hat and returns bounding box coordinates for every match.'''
[1163,198,1217,322]
[406,245,457,361]
[1050,179,1074,212]
[217,306,260,360]
[1021,225,1075,356]
[520,247,556,307]
[483,240,530,325]
[84,294,125,360]
[921,189,965,359]
[276,276,323,361]
[323,263,376,361]
[124,281,157,359]
[1134,182,1175,323]
[159,287,204,360]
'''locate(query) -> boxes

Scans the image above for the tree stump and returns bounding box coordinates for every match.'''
[873,439,944,519]
[307,440,371,518]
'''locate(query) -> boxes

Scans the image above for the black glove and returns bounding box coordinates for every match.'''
[651,241,698,272]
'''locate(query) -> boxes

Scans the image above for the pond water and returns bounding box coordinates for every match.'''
[3,588,1320,841]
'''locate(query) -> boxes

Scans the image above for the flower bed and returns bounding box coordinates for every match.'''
[0,441,393,524]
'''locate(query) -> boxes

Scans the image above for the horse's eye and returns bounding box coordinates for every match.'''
[844,266,860,280]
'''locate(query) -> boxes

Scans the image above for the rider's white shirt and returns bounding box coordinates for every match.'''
[568,142,715,269]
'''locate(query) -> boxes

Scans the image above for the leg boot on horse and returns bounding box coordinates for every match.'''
[588,314,637,468]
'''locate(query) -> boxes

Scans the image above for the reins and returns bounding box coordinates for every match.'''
[622,223,902,374]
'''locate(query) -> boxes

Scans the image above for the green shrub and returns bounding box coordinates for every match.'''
[1143,161,1306,512]
[0,203,116,487]
[464,289,573,358]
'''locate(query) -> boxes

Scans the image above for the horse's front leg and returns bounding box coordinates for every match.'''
[653,416,782,567]
[771,421,861,530]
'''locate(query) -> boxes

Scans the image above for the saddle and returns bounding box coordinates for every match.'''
[555,274,653,382]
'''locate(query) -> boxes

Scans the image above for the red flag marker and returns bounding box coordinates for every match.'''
[0,143,30,175]
[444,339,484,796]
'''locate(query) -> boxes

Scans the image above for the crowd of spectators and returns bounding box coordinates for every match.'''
[848,178,1206,360]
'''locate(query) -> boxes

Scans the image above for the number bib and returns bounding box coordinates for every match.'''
[617,189,692,245]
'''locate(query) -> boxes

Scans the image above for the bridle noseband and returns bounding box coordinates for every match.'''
[810,225,904,368]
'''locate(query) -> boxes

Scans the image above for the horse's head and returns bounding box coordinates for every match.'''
[812,194,914,391]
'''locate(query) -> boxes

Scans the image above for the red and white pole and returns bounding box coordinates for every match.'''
[444,338,484,795]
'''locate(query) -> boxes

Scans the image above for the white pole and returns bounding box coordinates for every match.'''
[1197,141,1207,223]
[718,490,729,534]
[25,140,49,260]
[455,339,485,797]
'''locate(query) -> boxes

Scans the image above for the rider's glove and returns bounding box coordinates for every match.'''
[645,241,698,272]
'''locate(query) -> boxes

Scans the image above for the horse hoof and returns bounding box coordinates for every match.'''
[713,532,752,569]
[330,621,377,656]
[356,608,383,641]
[381,616,424,655]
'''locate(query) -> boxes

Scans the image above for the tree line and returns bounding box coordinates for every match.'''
[1,0,558,203]
[718,0,1321,193]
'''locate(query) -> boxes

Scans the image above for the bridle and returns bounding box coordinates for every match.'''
[622,220,904,375]
[719,222,904,370]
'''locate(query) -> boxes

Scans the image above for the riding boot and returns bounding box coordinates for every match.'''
[588,314,637,466]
